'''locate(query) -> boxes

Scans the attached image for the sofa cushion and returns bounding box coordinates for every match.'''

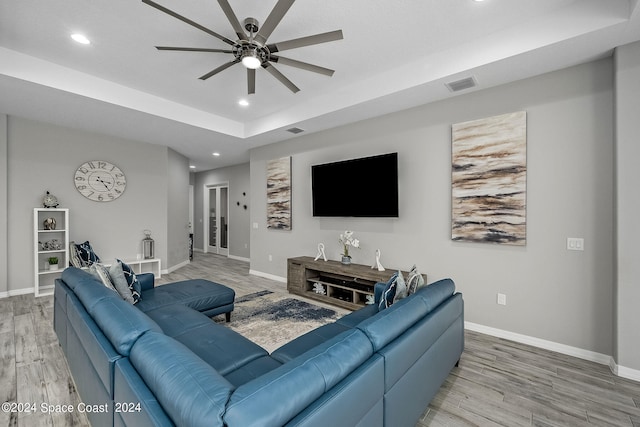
[223,355,283,388]
[359,295,430,351]
[135,279,235,313]
[88,290,162,356]
[271,322,352,363]
[415,278,456,311]
[143,303,213,337]
[171,321,268,376]
[335,303,378,328]
[130,332,233,427]
[224,329,373,427]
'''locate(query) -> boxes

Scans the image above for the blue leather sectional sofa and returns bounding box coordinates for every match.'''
[54,266,464,427]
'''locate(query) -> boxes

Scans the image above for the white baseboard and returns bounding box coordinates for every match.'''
[249,269,287,283]
[229,255,250,263]
[0,287,36,299]
[465,322,640,381]
[165,259,190,275]
[609,359,640,382]
[465,321,612,366]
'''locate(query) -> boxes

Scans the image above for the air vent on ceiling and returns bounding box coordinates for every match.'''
[445,76,477,92]
[286,127,305,134]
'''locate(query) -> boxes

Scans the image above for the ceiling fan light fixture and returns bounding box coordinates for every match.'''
[241,51,262,69]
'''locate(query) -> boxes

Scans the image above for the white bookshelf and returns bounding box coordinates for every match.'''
[34,208,69,297]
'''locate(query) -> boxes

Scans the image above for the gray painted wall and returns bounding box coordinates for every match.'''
[0,115,7,293]
[193,163,250,260]
[614,41,640,371]
[250,58,615,356]
[4,116,189,293]
[167,148,190,267]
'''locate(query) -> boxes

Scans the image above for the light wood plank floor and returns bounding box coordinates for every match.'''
[1,252,639,426]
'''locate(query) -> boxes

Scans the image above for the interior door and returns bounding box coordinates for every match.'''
[206,185,229,256]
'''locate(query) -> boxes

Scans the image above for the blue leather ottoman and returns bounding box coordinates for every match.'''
[136,279,235,321]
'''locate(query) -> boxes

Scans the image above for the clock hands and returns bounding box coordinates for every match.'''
[95,176,112,190]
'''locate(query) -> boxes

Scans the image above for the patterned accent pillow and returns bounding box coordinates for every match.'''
[378,272,399,312]
[406,265,425,295]
[68,241,84,268]
[76,241,101,266]
[88,263,118,294]
[117,259,141,304]
[109,261,136,304]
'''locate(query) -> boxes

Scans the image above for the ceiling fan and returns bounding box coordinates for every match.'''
[142,0,344,94]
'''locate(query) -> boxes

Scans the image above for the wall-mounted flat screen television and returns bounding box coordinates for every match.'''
[311,152,399,217]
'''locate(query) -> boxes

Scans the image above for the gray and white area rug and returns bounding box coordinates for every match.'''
[215,290,342,352]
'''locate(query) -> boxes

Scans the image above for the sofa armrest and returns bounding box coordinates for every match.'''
[137,273,155,291]
[374,282,386,304]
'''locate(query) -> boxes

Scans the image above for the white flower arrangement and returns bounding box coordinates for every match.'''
[339,230,360,258]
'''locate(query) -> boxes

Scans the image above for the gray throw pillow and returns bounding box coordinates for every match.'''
[109,261,136,304]
[393,270,408,302]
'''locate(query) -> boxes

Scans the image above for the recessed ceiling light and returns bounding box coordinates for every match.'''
[238,99,249,107]
[71,33,91,45]
[189,165,196,169]
[212,152,220,157]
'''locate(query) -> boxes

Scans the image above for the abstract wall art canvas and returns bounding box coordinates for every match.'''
[267,156,292,230]
[451,111,527,245]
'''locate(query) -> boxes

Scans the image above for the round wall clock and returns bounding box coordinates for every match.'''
[74,160,127,202]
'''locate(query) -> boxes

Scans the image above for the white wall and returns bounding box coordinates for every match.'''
[4,116,189,293]
[193,163,250,260]
[250,58,615,357]
[167,148,190,268]
[0,115,7,293]
[614,40,640,373]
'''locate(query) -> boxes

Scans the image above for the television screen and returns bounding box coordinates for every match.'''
[312,153,399,217]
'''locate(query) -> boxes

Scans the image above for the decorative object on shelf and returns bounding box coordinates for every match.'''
[48,257,59,271]
[142,229,155,259]
[365,294,375,305]
[74,160,127,202]
[314,243,327,262]
[371,248,385,271]
[43,217,57,230]
[339,230,360,265]
[312,282,326,295]
[42,191,59,208]
[42,239,63,251]
[266,156,292,230]
[452,111,527,245]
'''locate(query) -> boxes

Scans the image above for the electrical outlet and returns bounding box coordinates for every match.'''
[268,254,273,262]
[497,293,507,306]
[567,237,584,251]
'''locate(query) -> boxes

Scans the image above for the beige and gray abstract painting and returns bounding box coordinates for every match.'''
[267,156,292,230]
[452,111,527,245]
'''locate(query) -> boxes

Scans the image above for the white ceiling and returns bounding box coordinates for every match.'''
[1,0,639,170]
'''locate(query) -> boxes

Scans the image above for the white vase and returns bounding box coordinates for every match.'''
[49,264,59,271]
[341,256,351,265]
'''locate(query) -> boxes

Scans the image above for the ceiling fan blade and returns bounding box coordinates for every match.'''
[271,56,334,76]
[142,0,236,46]
[262,63,300,93]
[254,0,295,45]
[156,46,234,53]
[217,0,247,40]
[248,68,256,94]
[199,59,241,80]
[268,30,343,53]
